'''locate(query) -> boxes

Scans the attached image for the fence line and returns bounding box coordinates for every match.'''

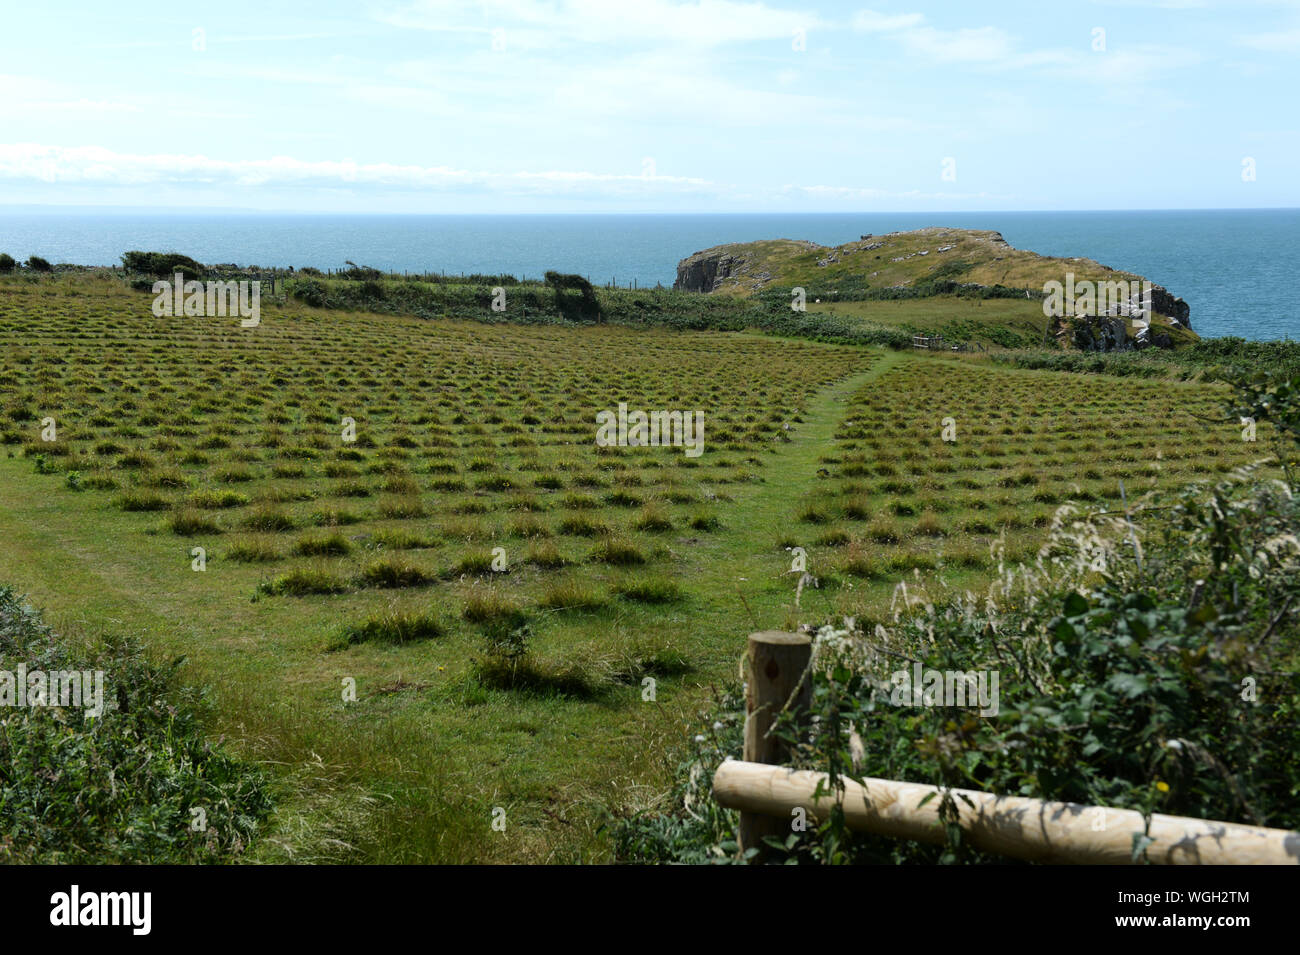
[713,759,1299,865]
[716,631,1299,865]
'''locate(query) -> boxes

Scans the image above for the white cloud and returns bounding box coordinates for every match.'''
[901,25,1015,63]
[0,142,999,208]
[379,0,821,46]
[782,183,1009,202]
[845,9,1193,83]
[0,143,715,197]
[0,74,143,117]
[850,9,925,32]
[8,98,141,115]
[1237,28,1300,51]
[1089,0,1208,8]
[848,11,1017,63]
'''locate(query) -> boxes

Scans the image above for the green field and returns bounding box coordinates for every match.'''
[807,295,1049,347]
[803,297,1201,350]
[0,271,1273,862]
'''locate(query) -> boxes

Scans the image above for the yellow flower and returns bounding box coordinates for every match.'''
[1155,781,1170,793]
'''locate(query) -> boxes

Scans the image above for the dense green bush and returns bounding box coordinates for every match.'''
[544,270,602,322]
[121,250,205,280]
[292,278,328,307]
[0,253,15,273]
[26,255,53,273]
[0,587,273,862]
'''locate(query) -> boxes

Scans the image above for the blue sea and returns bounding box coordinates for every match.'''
[1,209,1296,341]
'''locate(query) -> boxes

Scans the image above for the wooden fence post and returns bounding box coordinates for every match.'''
[739,630,812,860]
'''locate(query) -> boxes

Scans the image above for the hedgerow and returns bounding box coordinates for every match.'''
[995,338,1300,382]
[283,276,912,348]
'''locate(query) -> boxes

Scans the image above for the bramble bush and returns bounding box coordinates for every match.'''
[0,587,273,863]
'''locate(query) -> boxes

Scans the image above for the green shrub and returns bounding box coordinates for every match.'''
[0,587,272,862]
[114,490,170,512]
[189,489,249,509]
[446,551,501,577]
[539,580,608,611]
[613,576,683,604]
[31,453,60,475]
[242,506,296,532]
[357,557,433,589]
[331,609,445,649]
[689,513,722,532]
[589,537,646,566]
[168,508,221,535]
[121,251,205,279]
[256,566,348,597]
[225,538,282,562]
[293,533,352,557]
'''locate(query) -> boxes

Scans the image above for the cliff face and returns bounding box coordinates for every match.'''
[1150,286,1191,326]
[674,249,748,293]
[673,239,820,294]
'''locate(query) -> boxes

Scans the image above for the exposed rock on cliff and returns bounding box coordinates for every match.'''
[674,250,747,294]
[1150,286,1191,327]
[1047,314,1133,352]
[674,240,820,294]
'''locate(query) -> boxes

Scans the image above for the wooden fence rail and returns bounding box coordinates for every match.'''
[714,760,1299,865]
[718,631,1299,865]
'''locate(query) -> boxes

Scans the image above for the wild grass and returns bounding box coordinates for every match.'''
[0,271,1267,864]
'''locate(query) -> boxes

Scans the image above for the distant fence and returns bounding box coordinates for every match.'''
[911,335,984,352]
[713,631,1300,865]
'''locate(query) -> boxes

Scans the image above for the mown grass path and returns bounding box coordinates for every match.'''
[676,350,904,647]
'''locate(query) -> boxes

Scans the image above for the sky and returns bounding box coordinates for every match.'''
[0,0,1297,213]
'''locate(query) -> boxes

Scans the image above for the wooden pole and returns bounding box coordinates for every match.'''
[714,761,1300,865]
[739,631,812,860]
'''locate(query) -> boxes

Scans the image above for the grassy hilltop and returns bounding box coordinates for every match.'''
[673,227,1197,350]
[674,227,1154,296]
